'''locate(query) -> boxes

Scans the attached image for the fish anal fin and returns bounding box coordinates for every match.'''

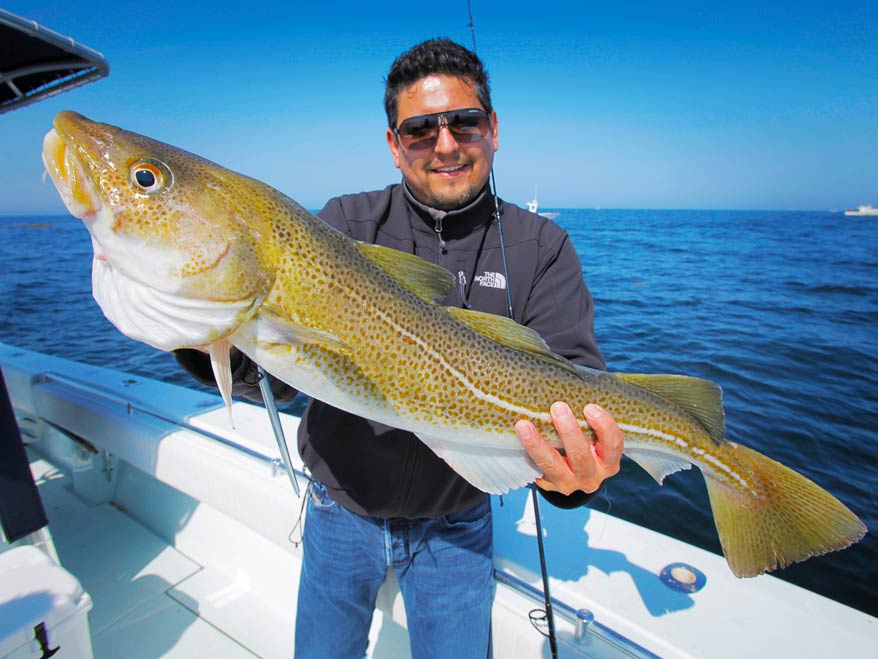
[615,372,726,442]
[625,447,693,484]
[357,242,454,303]
[705,443,866,577]
[258,305,352,357]
[415,433,540,494]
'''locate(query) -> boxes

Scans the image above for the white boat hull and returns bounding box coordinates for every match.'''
[1,343,875,658]
[844,205,878,216]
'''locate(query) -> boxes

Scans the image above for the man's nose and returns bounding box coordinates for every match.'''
[433,124,460,154]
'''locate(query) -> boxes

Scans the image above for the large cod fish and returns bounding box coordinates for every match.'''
[43,111,865,577]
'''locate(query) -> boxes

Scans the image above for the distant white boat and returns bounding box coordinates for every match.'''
[525,190,559,220]
[844,204,878,216]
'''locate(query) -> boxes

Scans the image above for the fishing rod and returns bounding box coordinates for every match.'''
[467,3,560,657]
[257,365,301,497]
[466,0,478,53]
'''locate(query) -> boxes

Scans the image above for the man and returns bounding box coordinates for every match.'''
[176,38,623,659]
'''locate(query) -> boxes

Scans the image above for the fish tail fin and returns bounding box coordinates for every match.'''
[704,443,866,577]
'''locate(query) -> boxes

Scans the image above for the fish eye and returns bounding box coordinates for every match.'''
[130,159,172,194]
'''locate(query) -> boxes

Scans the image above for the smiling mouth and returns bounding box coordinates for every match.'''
[433,164,466,175]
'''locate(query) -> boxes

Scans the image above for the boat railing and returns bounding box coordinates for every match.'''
[493,570,661,658]
[32,370,306,482]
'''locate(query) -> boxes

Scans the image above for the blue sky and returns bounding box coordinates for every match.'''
[2,1,876,213]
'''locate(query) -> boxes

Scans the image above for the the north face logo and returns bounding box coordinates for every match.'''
[474,271,507,289]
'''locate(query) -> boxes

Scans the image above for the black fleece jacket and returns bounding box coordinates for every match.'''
[176,183,605,518]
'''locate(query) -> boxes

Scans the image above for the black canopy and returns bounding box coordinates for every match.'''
[0,8,109,115]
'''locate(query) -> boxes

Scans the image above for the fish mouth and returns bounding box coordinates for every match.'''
[42,117,103,221]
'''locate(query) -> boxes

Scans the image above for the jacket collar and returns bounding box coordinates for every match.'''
[402,182,497,240]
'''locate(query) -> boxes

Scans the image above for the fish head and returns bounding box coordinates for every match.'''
[42,111,276,350]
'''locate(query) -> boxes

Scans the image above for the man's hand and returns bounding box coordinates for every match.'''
[515,402,623,495]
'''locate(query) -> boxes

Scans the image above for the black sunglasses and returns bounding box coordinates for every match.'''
[394,108,491,151]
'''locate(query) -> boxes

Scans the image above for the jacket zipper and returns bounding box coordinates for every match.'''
[434,216,447,252]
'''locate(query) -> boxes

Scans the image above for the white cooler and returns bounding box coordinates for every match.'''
[0,546,93,658]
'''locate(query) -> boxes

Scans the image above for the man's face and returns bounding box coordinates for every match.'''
[386,75,499,211]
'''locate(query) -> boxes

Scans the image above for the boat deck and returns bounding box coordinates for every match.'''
[12,452,417,659]
[28,456,263,657]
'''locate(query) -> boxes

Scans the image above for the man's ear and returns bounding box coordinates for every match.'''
[386,128,402,169]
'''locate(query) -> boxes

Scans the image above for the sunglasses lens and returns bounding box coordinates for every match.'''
[396,109,489,150]
[446,110,488,143]
[397,115,440,150]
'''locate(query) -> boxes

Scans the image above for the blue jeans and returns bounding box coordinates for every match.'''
[294,482,494,659]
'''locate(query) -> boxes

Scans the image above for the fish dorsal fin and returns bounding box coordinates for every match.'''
[357,242,454,303]
[447,307,579,375]
[258,305,352,356]
[614,372,726,442]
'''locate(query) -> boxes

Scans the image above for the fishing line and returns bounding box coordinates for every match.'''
[470,5,560,656]
[489,170,515,320]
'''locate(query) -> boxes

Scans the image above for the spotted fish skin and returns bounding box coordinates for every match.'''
[43,111,866,577]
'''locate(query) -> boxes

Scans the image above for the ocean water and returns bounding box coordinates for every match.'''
[1,210,876,617]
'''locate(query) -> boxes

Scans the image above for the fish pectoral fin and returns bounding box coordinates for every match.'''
[257,305,352,357]
[446,307,579,375]
[614,372,726,443]
[415,433,541,495]
[209,339,235,428]
[357,242,454,303]
[624,446,693,484]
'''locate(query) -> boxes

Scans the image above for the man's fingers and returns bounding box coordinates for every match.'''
[515,419,559,474]
[550,401,596,481]
[549,401,581,436]
[516,413,582,494]
[515,403,625,495]
[532,476,557,491]
[583,403,623,474]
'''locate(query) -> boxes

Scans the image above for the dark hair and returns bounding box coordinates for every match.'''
[384,38,492,129]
